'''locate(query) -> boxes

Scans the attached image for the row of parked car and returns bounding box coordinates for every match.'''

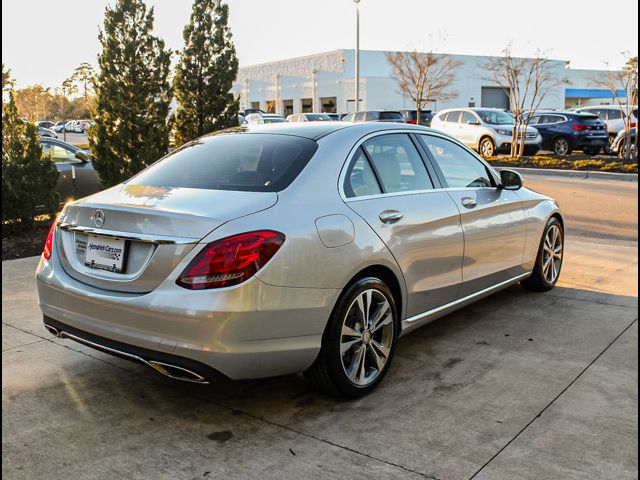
[241,105,637,159]
[37,119,95,134]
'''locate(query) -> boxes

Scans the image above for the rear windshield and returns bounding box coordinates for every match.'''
[379,112,403,120]
[127,134,318,192]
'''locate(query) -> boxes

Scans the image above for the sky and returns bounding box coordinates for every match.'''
[2,0,638,89]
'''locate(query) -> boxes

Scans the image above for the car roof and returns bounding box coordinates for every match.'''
[200,121,440,141]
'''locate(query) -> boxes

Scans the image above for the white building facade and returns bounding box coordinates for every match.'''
[232,49,624,116]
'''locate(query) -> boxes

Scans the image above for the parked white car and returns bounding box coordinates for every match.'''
[430,108,542,157]
[286,113,333,122]
[245,113,286,124]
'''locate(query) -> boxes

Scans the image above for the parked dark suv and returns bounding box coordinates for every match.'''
[526,111,608,155]
[342,111,404,123]
[399,110,434,126]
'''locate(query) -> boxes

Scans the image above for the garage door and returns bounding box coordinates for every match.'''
[481,87,510,109]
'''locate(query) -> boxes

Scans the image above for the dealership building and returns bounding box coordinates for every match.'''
[232,49,624,116]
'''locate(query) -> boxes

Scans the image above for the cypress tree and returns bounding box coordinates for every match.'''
[2,91,59,232]
[89,0,172,187]
[173,0,239,147]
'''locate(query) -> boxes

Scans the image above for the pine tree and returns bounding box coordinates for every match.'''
[89,0,172,187]
[173,0,239,147]
[2,91,59,232]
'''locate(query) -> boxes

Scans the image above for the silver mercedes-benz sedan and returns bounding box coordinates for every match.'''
[36,122,564,398]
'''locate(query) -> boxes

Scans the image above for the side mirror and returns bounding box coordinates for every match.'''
[468,120,481,125]
[500,169,523,190]
[75,151,89,162]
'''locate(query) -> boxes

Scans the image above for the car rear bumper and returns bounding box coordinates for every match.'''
[573,136,608,150]
[36,254,339,381]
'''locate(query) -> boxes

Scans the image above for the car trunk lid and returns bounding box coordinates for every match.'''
[55,184,277,293]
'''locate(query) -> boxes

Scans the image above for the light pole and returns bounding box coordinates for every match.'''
[354,0,360,114]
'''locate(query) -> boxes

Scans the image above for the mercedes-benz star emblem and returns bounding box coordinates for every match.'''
[93,210,105,228]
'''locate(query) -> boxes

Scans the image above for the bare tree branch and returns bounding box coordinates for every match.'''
[386,50,462,125]
[483,45,567,158]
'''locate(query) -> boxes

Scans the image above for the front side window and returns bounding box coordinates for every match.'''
[476,110,515,125]
[419,135,493,188]
[128,134,318,192]
[363,134,433,193]
[344,148,381,198]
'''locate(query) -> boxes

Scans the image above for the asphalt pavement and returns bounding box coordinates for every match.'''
[2,172,638,480]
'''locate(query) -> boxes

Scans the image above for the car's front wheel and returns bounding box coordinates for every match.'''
[521,217,564,292]
[304,277,398,398]
[479,137,495,158]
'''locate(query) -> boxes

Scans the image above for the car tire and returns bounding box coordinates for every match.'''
[304,277,398,398]
[479,137,495,158]
[521,217,564,292]
[552,137,572,156]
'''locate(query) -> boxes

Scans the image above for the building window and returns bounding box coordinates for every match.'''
[266,100,276,113]
[320,97,337,113]
[283,99,293,117]
[251,101,260,110]
[301,98,313,113]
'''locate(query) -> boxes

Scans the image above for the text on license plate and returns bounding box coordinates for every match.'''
[84,235,127,273]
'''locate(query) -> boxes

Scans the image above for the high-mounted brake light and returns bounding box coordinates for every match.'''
[43,215,58,260]
[176,230,285,290]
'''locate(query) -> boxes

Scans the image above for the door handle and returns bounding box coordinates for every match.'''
[379,210,403,223]
[461,197,477,209]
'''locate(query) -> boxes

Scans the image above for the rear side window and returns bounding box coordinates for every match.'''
[461,111,478,124]
[445,111,460,123]
[128,134,318,192]
[345,149,382,198]
[364,134,433,193]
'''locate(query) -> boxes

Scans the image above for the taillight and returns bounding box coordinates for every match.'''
[176,230,285,289]
[408,119,417,124]
[572,124,591,131]
[42,215,58,260]
[630,122,637,128]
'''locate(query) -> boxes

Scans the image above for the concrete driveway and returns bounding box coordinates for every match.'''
[3,174,638,480]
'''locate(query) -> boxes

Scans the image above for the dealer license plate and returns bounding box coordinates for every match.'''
[84,235,127,273]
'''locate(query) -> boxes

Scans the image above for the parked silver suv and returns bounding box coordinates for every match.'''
[430,108,542,157]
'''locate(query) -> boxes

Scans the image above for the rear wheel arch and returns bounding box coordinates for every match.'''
[342,265,405,323]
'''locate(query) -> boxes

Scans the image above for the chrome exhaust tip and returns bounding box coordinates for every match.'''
[147,360,209,384]
[44,324,61,337]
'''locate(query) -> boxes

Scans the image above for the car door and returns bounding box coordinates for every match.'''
[459,111,480,146]
[343,132,464,317]
[418,134,528,297]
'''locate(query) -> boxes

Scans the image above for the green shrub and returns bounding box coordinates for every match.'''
[2,92,59,234]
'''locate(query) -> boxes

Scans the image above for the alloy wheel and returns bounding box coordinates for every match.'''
[340,289,394,386]
[542,225,563,283]
[480,139,494,157]
[554,138,569,156]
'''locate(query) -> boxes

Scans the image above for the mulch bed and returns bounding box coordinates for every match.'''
[2,223,50,261]
[487,154,638,174]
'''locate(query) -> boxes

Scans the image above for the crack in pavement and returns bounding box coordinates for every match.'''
[467,316,638,480]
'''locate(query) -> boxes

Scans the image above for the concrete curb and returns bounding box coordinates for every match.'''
[502,167,638,182]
